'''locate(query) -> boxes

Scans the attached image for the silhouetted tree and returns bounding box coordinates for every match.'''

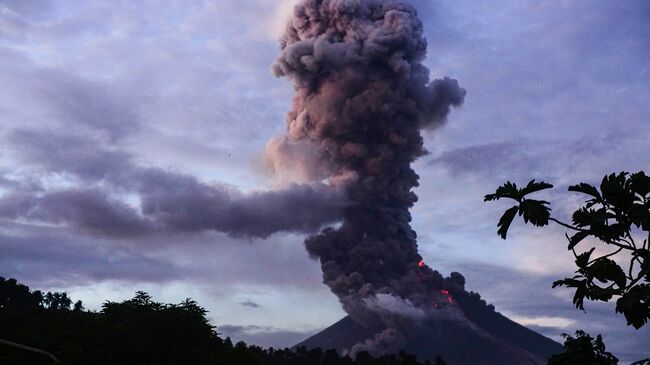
[98,291,221,364]
[486,172,650,364]
[1,277,439,365]
[0,277,43,310]
[485,171,650,329]
[73,300,84,312]
[548,330,618,365]
[43,292,72,311]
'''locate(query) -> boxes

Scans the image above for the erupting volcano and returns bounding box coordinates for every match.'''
[265,0,563,363]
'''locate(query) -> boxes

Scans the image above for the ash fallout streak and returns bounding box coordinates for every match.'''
[266,0,466,355]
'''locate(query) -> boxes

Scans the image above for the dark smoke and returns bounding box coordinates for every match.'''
[0,179,344,239]
[0,130,345,239]
[270,0,466,355]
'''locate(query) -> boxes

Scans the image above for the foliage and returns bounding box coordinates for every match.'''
[484,180,553,238]
[547,330,618,365]
[1,277,45,310]
[0,277,440,365]
[485,171,650,329]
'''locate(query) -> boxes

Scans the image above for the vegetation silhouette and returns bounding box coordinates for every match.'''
[485,171,649,328]
[1,277,441,365]
[548,330,618,365]
[486,170,649,363]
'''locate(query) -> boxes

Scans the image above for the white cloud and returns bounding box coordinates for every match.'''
[267,0,298,40]
[507,314,576,329]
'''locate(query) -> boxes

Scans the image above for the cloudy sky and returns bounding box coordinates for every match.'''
[0,0,648,362]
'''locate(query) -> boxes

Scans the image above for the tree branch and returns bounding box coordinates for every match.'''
[549,217,586,232]
[589,247,623,265]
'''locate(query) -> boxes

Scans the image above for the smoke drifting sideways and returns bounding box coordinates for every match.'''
[267,0,467,355]
[0,176,345,239]
[0,129,347,239]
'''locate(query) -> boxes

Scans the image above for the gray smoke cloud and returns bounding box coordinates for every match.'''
[269,0,467,355]
[0,181,344,239]
[0,130,345,239]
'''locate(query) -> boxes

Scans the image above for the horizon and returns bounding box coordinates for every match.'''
[0,0,648,363]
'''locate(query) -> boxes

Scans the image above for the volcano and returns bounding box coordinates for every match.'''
[295,291,563,365]
[276,2,564,363]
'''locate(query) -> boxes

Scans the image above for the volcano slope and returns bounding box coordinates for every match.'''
[295,290,563,365]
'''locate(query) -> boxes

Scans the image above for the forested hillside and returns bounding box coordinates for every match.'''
[0,277,441,365]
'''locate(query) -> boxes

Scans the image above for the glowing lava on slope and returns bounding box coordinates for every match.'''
[440,289,454,304]
[417,260,454,306]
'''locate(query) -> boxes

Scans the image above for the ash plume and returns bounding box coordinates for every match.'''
[269,0,466,355]
[0,177,345,239]
[0,130,346,239]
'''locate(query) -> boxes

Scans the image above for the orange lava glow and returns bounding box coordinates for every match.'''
[441,289,454,304]
[418,260,425,268]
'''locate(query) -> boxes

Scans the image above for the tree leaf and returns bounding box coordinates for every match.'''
[553,278,587,310]
[519,199,551,227]
[588,258,627,289]
[520,180,554,197]
[572,207,607,228]
[616,284,650,329]
[497,206,519,239]
[600,172,635,211]
[568,231,590,250]
[575,248,595,269]
[629,203,649,228]
[630,171,650,198]
[589,287,616,302]
[484,181,519,202]
[569,183,602,201]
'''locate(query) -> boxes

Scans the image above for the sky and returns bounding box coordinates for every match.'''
[0,0,649,362]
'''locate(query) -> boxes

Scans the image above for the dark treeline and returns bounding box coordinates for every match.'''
[0,277,444,365]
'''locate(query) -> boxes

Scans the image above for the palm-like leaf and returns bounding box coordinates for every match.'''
[484,181,519,202]
[496,206,518,239]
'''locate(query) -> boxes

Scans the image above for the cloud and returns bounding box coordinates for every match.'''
[2,116,345,240]
[267,0,298,40]
[240,299,261,308]
[428,140,536,177]
[0,53,138,141]
[0,225,177,287]
[0,0,53,16]
[0,176,346,239]
[427,133,646,184]
[506,315,576,329]
[0,189,151,237]
[0,0,349,241]
[9,129,132,181]
[218,324,314,349]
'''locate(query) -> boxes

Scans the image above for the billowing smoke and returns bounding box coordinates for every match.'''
[0,130,346,239]
[0,180,345,239]
[268,0,467,355]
